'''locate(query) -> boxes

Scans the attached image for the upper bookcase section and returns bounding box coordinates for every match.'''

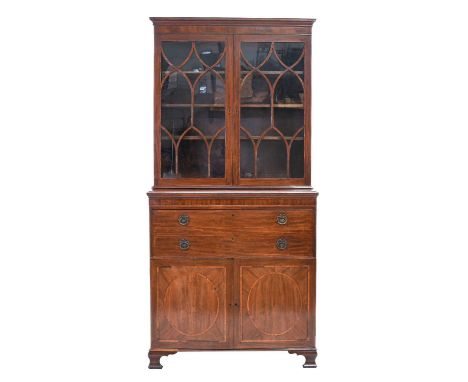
[150,18,315,188]
[150,17,316,35]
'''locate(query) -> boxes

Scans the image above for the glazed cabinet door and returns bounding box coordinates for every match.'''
[234,35,311,186]
[155,35,233,186]
[151,259,233,349]
[235,259,315,348]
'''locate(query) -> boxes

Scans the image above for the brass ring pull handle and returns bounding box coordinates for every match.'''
[276,213,288,225]
[276,238,288,250]
[179,239,190,250]
[178,214,190,225]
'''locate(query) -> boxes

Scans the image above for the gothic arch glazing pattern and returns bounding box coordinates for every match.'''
[240,42,305,179]
[160,41,226,178]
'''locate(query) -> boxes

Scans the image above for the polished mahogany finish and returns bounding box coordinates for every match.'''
[148,17,317,369]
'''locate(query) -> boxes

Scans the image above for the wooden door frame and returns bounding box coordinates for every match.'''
[232,34,311,187]
[150,258,235,349]
[233,258,316,349]
[153,34,234,188]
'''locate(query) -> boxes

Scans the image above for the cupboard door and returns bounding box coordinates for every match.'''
[156,36,232,186]
[151,259,232,348]
[235,36,311,185]
[236,259,315,348]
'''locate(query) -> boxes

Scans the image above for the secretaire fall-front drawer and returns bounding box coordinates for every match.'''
[151,209,315,258]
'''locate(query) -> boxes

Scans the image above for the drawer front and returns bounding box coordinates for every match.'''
[232,232,314,256]
[152,234,232,257]
[152,233,313,257]
[152,210,232,235]
[152,209,314,233]
[230,210,314,234]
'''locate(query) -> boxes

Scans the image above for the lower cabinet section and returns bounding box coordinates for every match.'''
[150,258,315,350]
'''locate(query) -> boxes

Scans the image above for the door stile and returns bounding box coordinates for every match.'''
[226,35,235,185]
[153,34,162,189]
[231,35,241,185]
[303,35,312,186]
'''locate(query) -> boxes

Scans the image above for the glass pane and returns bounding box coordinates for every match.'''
[207,57,225,78]
[240,73,270,104]
[181,54,205,76]
[161,130,176,178]
[210,133,225,178]
[162,106,190,137]
[186,72,201,85]
[274,72,303,104]
[257,131,287,178]
[265,73,280,85]
[274,108,304,137]
[196,42,225,67]
[242,42,271,67]
[162,42,192,67]
[194,72,225,105]
[241,58,251,76]
[161,56,170,72]
[260,53,283,72]
[274,42,304,67]
[240,130,255,178]
[241,107,270,137]
[160,40,226,179]
[295,57,304,73]
[194,107,225,136]
[290,140,304,178]
[179,138,208,177]
[161,73,191,104]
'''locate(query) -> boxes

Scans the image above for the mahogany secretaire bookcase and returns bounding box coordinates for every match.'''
[148,17,318,369]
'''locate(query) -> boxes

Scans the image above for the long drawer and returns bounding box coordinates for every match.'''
[151,209,314,235]
[152,232,314,257]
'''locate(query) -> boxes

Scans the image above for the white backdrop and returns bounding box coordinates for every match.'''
[1,1,468,381]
